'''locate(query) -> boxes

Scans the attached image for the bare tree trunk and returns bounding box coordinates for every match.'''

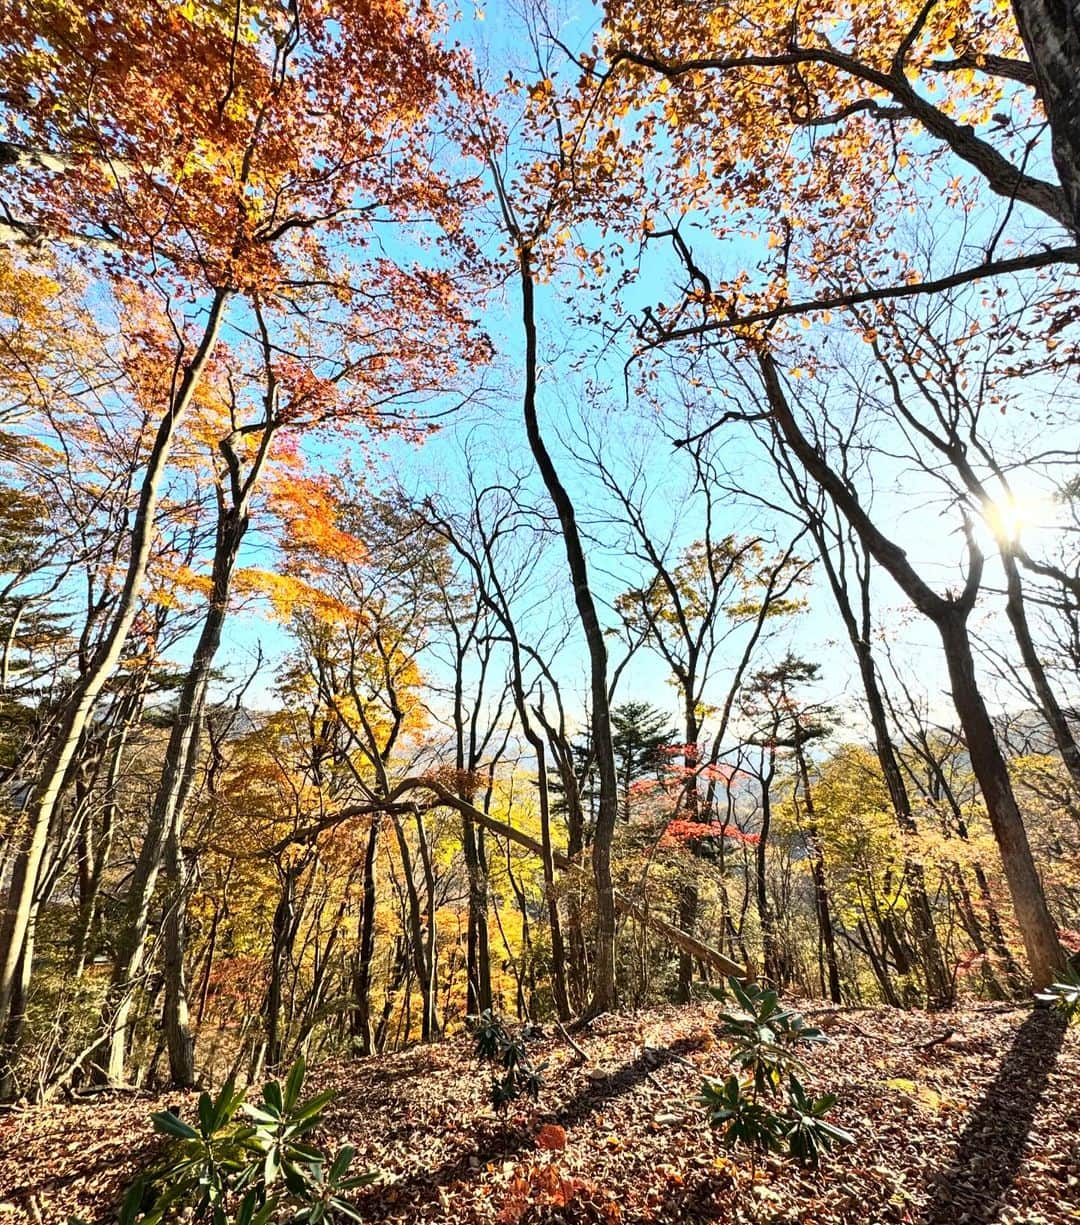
[0,289,229,1030]
[795,743,842,1003]
[413,812,440,1043]
[162,822,195,1087]
[1010,0,1080,239]
[1002,551,1080,789]
[98,427,271,1082]
[265,867,297,1074]
[513,239,619,1014]
[753,749,784,985]
[759,353,1064,987]
[461,815,492,1016]
[351,819,380,1054]
[389,814,438,1042]
[533,741,572,1020]
[676,706,700,1003]
[939,611,1064,986]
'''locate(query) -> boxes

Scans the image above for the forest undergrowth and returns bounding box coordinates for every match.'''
[1,1000,1076,1225]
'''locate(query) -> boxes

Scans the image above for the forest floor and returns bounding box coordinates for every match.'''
[0,1001,1077,1225]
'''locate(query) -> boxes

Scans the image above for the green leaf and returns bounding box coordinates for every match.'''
[264,1146,282,1186]
[329,1144,355,1183]
[284,1056,307,1111]
[289,1089,336,1123]
[211,1076,240,1129]
[198,1091,216,1138]
[263,1078,284,1116]
[151,1110,200,1141]
[119,1177,147,1225]
[328,1198,367,1222]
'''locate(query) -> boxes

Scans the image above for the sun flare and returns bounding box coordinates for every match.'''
[982,491,1054,544]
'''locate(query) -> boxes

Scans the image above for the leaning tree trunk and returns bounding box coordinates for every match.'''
[0,289,229,1032]
[938,611,1064,987]
[759,352,1065,988]
[401,776,747,980]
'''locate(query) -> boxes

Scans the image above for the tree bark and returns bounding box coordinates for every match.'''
[98,493,250,1082]
[162,821,195,1087]
[1010,0,1080,239]
[514,241,619,1013]
[351,819,380,1054]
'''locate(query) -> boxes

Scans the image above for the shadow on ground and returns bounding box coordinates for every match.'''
[922,1008,1067,1224]
[348,1037,703,1221]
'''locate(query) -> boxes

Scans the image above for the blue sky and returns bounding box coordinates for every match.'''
[192,0,1080,757]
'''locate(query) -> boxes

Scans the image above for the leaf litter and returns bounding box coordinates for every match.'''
[0,1001,1076,1224]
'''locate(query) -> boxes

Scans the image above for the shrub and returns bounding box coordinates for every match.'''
[1035,966,1080,1023]
[699,979,853,1167]
[470,1010,547,1110]
[119,1057,373,1224]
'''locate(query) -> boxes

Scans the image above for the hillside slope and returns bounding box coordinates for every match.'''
[0,1002,1076,1224]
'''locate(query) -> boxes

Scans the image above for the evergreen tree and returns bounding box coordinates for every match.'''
[611,701,674,822]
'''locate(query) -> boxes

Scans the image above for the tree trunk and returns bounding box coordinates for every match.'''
[162,822,195,1087]
[840,547,953,1004]
[533,741,572,1021]
[936,611,1062,984]
[1002,551,1080,790]
[796,745,842,1003]
[676,706,700,1003]
[265,868,297,1074]
[1010,0,1080,239]
[400,776,747,980]
[515,243,619,1014]
[389,814,437,1042]
[413,812,440,1043]
[351,819,380,1054]
[462,817,492,1016]
[759,352,1064,988]
[0,288,229,1030]
[754,750,783,986]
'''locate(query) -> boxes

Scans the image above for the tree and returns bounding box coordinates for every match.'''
[610,702,673,823]
[0,0,486,1067]
[606,435,809,998]
[753,352,1065,987]
[760,400,953,1004]
[743,654,843,1002]
[569,0,1076,355]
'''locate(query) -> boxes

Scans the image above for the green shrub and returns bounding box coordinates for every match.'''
[699,979,853,1167]
[1035,966,1080,1023]
[120,1057,373,1224]
[470,1010,546,1109]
